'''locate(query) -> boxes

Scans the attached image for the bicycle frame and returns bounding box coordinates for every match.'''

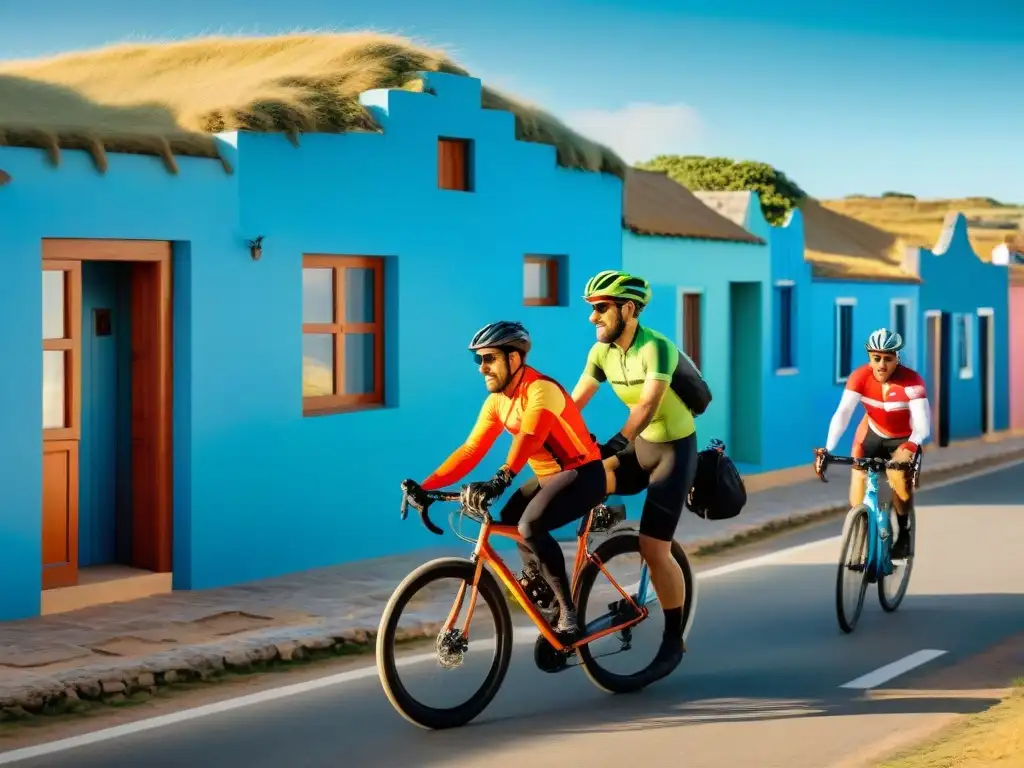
[821,452,919,582]
[404,490,651,654]
[858,468,896,582]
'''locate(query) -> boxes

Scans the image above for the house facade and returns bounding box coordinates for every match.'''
[0,71,625,621]
[991,235,1024,431]
[909,214,1010,445]
[695,191,811,471]
[619,170,769,476]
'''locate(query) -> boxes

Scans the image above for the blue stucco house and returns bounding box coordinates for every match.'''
[0,69,626,621]
[618,170,770,474]
[694,190,810,472]
[908,213,1010,445]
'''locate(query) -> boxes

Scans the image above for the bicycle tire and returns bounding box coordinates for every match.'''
[376,557,513,730]
[836,505,870,634]
[573,531,696,694]
[878,505,916,612]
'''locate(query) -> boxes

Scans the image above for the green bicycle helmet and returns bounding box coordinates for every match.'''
[583,269,652,308]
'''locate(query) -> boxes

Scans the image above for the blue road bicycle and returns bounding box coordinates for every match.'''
[816,452,920,634]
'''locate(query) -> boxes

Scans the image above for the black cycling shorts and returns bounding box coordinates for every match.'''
[853,425,907,462]
[498,458,607,538]
[611,433,698,542]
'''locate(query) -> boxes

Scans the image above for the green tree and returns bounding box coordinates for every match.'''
[636,155,807,225]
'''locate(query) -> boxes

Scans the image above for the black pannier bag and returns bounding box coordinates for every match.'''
[686,439,747,520]
[676,349,712,416]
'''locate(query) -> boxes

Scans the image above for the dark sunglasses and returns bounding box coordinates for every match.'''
[473,352,501,366]
[590,301,618,315]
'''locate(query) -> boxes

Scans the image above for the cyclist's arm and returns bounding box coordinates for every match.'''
[503,380,563,475]
[901,383,931,453]
[824,390,861,452]
[572,345,605,409]
[420,397,503,490]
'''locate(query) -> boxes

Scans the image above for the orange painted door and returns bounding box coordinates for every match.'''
[42,260,82,589]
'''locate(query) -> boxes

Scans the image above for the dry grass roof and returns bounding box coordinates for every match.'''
[801,199,920,282]
[0,33,625,177]
[624,169,764,245]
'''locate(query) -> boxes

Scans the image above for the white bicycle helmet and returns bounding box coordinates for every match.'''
[865,327,904,353]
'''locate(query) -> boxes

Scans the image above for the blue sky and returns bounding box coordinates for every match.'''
[2,0,1021,201]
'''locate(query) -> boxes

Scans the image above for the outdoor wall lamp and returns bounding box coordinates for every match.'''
[0,169,11,187]
[247,235,264,261]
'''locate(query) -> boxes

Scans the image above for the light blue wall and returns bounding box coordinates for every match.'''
[809,277,921,456]
[0,143,237,619]
[0,71,624,618]
[754,201,818,471]
[917,214,1010,441]
[621,224,771,474]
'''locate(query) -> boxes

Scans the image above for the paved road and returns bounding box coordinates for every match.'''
[6,460,1023,768]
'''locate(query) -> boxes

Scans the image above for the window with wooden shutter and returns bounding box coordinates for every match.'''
[682,292,702,370]
[438,138,473,191]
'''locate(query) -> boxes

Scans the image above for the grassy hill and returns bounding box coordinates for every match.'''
[819,195,1023,261]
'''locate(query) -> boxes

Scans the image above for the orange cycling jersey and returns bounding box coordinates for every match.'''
[421,366,601,491]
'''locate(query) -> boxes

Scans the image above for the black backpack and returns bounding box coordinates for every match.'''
[686,439,747,521]
[675,349,712,416]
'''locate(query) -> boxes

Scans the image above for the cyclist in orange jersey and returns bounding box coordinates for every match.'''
[402,321,604,638]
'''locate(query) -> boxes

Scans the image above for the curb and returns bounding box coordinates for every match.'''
[1,445,1021,720]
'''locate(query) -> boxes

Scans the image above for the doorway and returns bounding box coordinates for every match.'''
[42,239,173,596]
[925,311,951,448]
[978,310,995,434]
[728,282,762,465]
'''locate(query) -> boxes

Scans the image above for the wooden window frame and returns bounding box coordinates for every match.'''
[43,260,83,442]
[523,255,562,307]
[302,255,385,416]
[438,137,473,192]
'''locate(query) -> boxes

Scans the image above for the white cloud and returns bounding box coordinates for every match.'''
[560,102,703,163]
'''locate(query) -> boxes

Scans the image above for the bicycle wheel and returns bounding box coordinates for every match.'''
[572,531,696,694]
[376,557,513,730]
[836,505,870,634]
[879,504,915,612]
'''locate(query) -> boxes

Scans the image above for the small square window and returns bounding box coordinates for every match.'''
[524,256,564,306]
[438,138,473,192]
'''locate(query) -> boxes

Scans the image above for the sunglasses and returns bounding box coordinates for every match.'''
[590,301,618,315]
[473,352,501,366]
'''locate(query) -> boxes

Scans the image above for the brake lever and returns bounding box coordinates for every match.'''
[400,492,409,520]
[419,505,444,536]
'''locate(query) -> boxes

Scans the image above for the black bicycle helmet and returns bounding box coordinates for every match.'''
[468,321,532,355]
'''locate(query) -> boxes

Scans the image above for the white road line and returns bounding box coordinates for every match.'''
[839,649,948,690]
[0,455,1017,765]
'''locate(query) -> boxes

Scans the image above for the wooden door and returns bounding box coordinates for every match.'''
[979,313,992,434]
[42,260,82,589]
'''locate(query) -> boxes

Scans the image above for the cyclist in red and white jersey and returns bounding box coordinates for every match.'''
[814,328,931,559]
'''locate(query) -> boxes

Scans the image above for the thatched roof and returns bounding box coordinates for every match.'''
[801,199,920,283]
[0,33,625,177]
[624,169,764,244]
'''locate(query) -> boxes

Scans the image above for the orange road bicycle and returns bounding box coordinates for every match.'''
[375,483,697,730]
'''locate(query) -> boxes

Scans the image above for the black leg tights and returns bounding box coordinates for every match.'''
[499,464,605,617]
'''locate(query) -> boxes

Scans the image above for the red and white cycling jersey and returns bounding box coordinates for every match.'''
[825,363,932,453]
[843,363,927,438]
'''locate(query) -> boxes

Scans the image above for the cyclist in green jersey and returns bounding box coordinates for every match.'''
[571,269,699,682]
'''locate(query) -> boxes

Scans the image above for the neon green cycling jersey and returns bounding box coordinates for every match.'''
[582,325,696,443]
